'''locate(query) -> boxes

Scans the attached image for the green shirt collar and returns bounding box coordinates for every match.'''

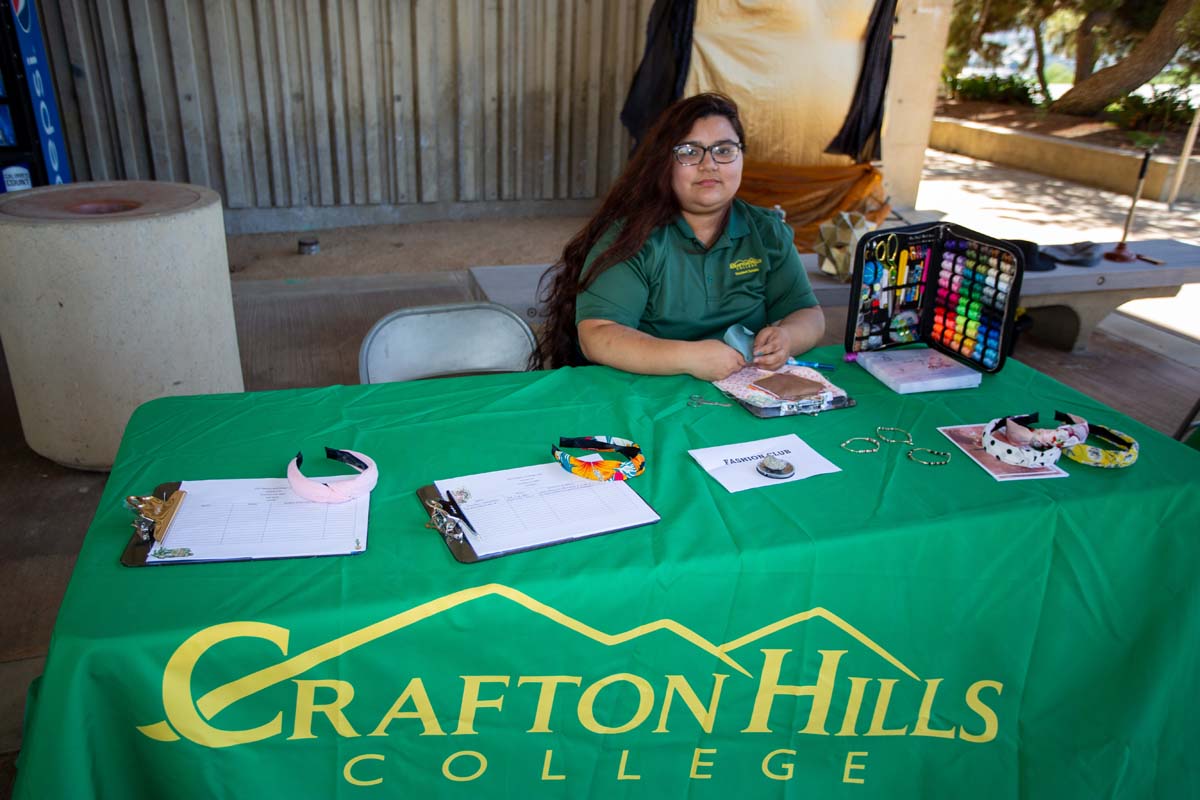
[673,200,749,249]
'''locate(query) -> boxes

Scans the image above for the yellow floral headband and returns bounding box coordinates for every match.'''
[1062,424,1139,469]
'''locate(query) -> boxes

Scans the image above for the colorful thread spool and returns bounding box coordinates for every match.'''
[863,261,882,285]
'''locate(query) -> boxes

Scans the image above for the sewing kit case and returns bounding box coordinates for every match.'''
[844,222,1025,373]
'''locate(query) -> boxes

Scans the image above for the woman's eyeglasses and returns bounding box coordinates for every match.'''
[672,141,743,166]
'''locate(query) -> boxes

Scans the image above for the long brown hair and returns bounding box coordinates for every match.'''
[530,92,746,369]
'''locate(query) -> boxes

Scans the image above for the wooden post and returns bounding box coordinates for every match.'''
[1166,105,1199,209]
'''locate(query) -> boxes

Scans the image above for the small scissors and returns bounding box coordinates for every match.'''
[689,394,731,407]
[872,232,899,265]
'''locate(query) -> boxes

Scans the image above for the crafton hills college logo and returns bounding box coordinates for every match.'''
[137,583,1005,788]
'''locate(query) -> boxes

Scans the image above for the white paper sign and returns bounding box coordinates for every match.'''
[688,434,841,493]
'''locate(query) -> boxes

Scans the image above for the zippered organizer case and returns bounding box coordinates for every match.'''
[843,222,1025,373]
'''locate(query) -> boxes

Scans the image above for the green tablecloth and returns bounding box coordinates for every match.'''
[14,347,1200,798]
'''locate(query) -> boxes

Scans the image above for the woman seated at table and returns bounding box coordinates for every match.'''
[532,92,824,380]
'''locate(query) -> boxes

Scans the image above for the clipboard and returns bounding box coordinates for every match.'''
[417,465,660,564]
[121,478,371,566]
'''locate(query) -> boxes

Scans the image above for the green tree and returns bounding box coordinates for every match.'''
[1025,0,1066,100]
[945,0,1026,77]
[1050,0,1195,115]
[946,0,1200,115]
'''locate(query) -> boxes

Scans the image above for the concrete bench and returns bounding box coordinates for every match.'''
[468,238,1200,353]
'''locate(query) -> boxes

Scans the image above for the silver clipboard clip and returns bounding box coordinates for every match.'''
[417,484,484,563]
[778,390,834,416]
[423,497,475,541]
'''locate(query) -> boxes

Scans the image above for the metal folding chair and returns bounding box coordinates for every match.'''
[358,302,536,383]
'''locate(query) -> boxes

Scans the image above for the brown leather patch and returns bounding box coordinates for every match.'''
[750,373,825,400]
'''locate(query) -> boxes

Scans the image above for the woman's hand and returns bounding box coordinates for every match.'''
[686,340,746,381]
[751,325,792,372]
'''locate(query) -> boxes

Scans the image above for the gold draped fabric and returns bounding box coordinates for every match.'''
[736,161,890,252]
[683,0,876,167]
[683,0,889,251]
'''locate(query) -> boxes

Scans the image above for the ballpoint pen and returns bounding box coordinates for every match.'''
[786,358,836,372]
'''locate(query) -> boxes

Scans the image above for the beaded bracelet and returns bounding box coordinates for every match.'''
[841,437,880,454]
[876,426,913,445]
[841,427,951,466]
[907,447,952,466]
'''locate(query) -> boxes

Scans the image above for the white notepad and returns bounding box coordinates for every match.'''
[145,477,369,564]
[856,348,982,394]
[434,462,659,558]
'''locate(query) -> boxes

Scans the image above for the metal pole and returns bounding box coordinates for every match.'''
[1166,105,1200,210]
[1121,150,1152,242]
[1105,148,1154,262]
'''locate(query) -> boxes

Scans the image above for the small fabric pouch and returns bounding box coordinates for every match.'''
[723,323,756,361]
[1041,242,1101,268]
[1008,239,1057,272]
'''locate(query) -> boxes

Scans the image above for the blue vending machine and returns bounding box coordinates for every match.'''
[0,0,71,192]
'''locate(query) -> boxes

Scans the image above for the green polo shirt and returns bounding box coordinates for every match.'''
[575,199,818,341]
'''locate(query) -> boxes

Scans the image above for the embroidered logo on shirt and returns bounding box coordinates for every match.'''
[729,257,762,276]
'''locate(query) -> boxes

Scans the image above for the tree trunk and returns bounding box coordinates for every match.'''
[972,0,992,54]
[1051,0,1191,117]
[1032,18,1050,102]
[1073,10,1106,85]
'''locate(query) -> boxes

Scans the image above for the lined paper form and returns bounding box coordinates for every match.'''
[144,478,369,564]
[434,462,658,557]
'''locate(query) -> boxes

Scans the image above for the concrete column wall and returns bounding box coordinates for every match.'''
[881,0,954,208]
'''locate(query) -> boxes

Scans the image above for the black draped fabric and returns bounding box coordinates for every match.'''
[620,0,697,146]
[825,0,898,162]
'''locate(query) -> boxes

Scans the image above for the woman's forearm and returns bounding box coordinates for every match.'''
[579,319,692,375]
[777,306,826,355]
[577,319,745,380]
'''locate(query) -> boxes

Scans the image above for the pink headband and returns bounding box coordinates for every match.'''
[287,448,378,503]
[1004,411,1088,450]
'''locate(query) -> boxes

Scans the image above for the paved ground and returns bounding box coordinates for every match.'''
[915,150,1200,340]
[228,216,588,279]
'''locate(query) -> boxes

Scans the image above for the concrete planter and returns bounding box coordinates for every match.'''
[930,117,1200,203]
[0,181,244,470]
